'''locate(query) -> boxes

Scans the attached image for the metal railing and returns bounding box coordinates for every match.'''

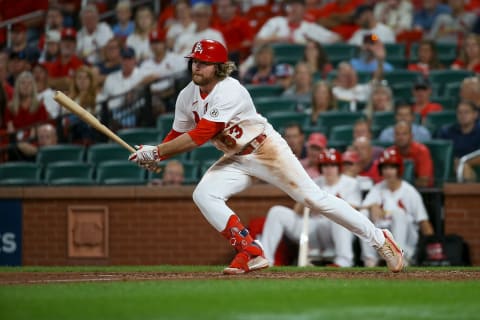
[456,149,480,182]
[0,10,45,47]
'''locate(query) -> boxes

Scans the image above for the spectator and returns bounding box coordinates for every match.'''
[126,6,156,62]
[436,101,480,181]
[7,51,31,87]
[460,76,480,107]
[45,28,84,92]
[413,0,451,33]
[173,2,226,57]
[412,77,443,122]
[254,0,340,47]
[4,71,49,141]
[282,62,314,108]
[0,78,7,129]
[8,23,40,64]
[374,0,413,34]
[165,0,196,51]
[260,148,361,267]
[310,0,360,41]
[407,40,443,77]
[360,148,434,266]
[150,160,186,186]
[342,148,374,192]
[348,5,396,46]
[391,120,434,187]
[212,0,255,63]
[93,37,122,87]
[353,118,384,158]
[76,4,114,65]
[242,44,277,85]
[38,30,61,64]
[351,36,394,73]
[302,39,333,79]
[451,33,480,73]
[364,84,394,120]
[427,0,475,44]
[274,63,295,90]
[0,59,13,101]
[378,102,431,143]
[112,0,135,40]
[300,132,327,179]
[283,122,306,159]
[33,63,60,119]
[14,123,58,161]
[43,6,64,34]
[309,80,337,126]
[351,136,383,183]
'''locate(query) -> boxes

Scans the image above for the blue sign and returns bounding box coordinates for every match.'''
[0,200,22,266]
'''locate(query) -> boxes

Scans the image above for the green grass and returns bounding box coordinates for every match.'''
[1,267,479,320]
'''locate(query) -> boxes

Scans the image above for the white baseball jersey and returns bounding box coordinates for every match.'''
[256,16,339,44]
[313,175,362,210]
[139,53,188,91]
[126,34,153,61]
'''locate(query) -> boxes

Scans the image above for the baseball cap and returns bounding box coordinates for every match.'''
[342,150,360,164]
[46,30,61,43]
[9,50,27,60]
[120,46,136,59]
[353,5,373,20]
[275,64,294,78]
[149,30,166,43]
[61,28,77,41]
[307,133,327,148]
[413,77,431,90]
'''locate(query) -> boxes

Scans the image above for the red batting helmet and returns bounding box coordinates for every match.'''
[318,148,342,172]
[185,39,228,63]
[378,148,404,176]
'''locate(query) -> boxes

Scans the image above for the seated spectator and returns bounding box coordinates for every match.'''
[260,148,361,267]
[93,38,122,87]
[14,123,58,161]
[310,0,361,41]
[300,132,327,179]
[427,0,475,44]
[391,120,434,187]
[413,0,451,33]
[309,80,337,126]
[353,118,384,158]
[45,28,84,92]
[283,122,306,159]
[7,51,32,88]
[39,6,64,48]
[282,62,314,109]
[274,63,294,90]
[451,33,480,73]
[165,0,196,51]
[351,136,383,183]
[460,76,480,108]
[173,3,225,57]
[348,5,395,46]
[350,36,394,73]
[38,30,61,64]
[412,77,443,122]
[360,148,434,266]
[242,44,277,85]
[374,0,413,35]
[4,71,49,141]
[364,84,394,120]
[8,23,40,64]
[436,101,480,181]
[379,102,432,143]
[302,39,333,80]
[112,0,135,40]
[76,4,114,65]
[150,160,185,186]
[126,6,156,62]
[33,64,60,120]
[407,40,444,77]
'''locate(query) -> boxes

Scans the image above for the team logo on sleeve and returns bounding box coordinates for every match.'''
[209,108,219,118]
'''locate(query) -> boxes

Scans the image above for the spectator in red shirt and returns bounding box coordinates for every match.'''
[412,77,443,122]
[212,0,254,63]
[45,28,84,91]
[391,120,434,187]
[451,33,480,73]
[407,40,443,77]
[4,71,49,141]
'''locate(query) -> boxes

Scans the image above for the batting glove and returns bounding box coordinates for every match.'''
[128,145,161,163]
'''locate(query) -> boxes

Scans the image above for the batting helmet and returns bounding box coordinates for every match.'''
[185,39,228,63]
[378,148,404,176]
[318,148,342,172]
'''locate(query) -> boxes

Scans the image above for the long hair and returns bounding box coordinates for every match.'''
[134,6,155,36]
[303,40,330,74]
[459,33,480,65]
[417,40,441,69]
[10,71,40,115]
[69,66,98,113]
[311,80,337,114]
[216,61,237,79]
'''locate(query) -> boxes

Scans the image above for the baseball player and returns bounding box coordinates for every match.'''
[260,149,362,267]
[128,39,404,274]
[360,148,434,267]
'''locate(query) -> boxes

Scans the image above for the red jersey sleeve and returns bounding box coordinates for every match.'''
[187,118,225,146]
[162,129,183,143]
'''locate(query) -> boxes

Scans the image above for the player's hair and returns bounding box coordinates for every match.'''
[215,61,237,79]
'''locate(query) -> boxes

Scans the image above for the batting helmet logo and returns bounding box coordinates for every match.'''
[193,42,203,54]
[378,148,404,176]
[185,39,228,63]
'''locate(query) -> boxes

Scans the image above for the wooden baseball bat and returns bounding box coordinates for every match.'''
[53,91,136,153]
[297,206,310,267]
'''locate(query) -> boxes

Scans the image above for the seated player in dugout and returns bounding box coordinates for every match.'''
[128,39,405,274]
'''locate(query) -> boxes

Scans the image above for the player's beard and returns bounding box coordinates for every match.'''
[192,70,216,86]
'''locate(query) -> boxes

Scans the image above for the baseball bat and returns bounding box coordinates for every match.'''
[297,206,310,267]
[53,91,136,153]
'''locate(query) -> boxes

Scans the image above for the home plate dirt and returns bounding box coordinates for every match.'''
[1,270,480,285]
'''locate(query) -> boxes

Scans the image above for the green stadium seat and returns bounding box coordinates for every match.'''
[424,139,454,186]
[271,43,305,61]
[87,143,131,165]
[329,124,353,144]
[315,111,365,136]
[403,159,415,185]
[156,113,175,134]
[430,96,457,110]
[323,43,356,67]
[45,161,94,185]
[385,43,406,59]
[326,140,349,152]
[117,127,162,146]
[36,145,85,166]
[372,111,395,131]
[96,160,146,185]
[384,70,421,87]
[255,97,299,116]
[371,139,393,149]
[336,100,367,112]
[392,83,414,103]
[148,160,199,185]
[327,70,372,84]
[0,162,41,186]
[189,143,223,166]
[409,43,457,65]
[245,84,285,100]
[267,111,309,131]
[424,110,457,135]
[428,70,474,92]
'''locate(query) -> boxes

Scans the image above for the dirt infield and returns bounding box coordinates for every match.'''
[1,269,480,285]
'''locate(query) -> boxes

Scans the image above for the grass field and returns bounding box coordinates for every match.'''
[1,266,480,320]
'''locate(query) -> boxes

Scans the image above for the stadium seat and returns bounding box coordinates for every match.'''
[409,43,457,65]
[156,112,175,135]
[430,96,457,110]
[391,83,414,103]
[424,140,454,186]
[255,97,299,116]
[87,143,131,165]
[326,140,349,152]
[383,70,421,87]
[36,145,85,166]
[315,111,365,136]
[96,160,146,185]
[0,162,41,186]
[428,70,474,92]
[271,43,305,61]
[327,70,372,84]
[117,127,162,146]
[403,159,415,184]
[329,124,353,144]
[245,84,285,100]
[424,110,457,135]
[323,43,356,67]
[45,161,94,185]
[385,43,406,59]
[372,111,395,131]
[189,143,223,166]
[148,160,199,185]
[267,111,309,131]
